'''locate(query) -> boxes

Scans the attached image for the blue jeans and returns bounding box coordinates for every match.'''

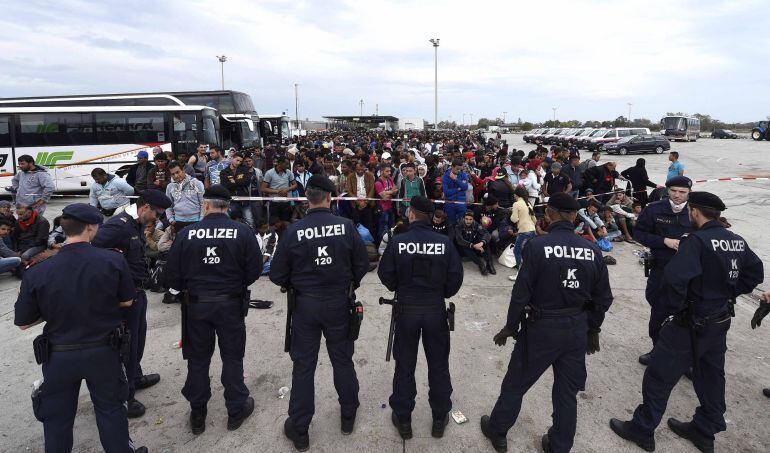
[0,256,21,274]
[514,231,536,267]
[261,256,272,276]
[229,202,254,229]
[377,208,395,243]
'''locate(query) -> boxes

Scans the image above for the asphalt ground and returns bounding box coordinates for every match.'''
[1,136,769,452]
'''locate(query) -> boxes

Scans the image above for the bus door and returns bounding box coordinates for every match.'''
[0,115,13,181]
[171,112,199,157]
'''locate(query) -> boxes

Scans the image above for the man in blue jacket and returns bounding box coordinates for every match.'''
[441,159,469,224]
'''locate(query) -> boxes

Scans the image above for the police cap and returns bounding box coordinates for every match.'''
[409,195,434,214]
[306,175,337,194]
[141,189,172,209]
[62,203,104,225]
[665,176,692,189]
[688,191,726,211]
[547,192,580,212]
[203,184,232,201]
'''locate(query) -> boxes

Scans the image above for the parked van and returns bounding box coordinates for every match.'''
[587,127,651,151]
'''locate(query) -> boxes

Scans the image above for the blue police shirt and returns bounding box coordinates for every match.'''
[633,200,693,262]
[378,219,463,304]
[91,210,147,285]
[14,242,135,344]
[270,208,369,295]
[663,220,764,316]
[506,221,614,331]
[165,213,262,295]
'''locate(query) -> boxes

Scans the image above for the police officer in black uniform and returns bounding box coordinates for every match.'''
[611,192,763,453]
[14,204,148,453]
[634,176,693,366]
[270,175,369,451]
[92,189,172,417]
[165,184,262,434]
[377,195,463,440]
[481,193,614,453]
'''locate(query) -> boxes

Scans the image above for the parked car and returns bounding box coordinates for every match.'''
[532,128,553,143]
[564,128,596,146]
[587,127,651,151]
[604,134,671,155]
[523,128,543,143]
[711,129,738,139]
[577,129,607,149]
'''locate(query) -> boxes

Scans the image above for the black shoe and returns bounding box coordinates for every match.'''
[638,352,652,366]
[479,263,488,276]
[391,412,412,440]
[135,373,160,390]
[431,414,449,438]
[227,397,254,431]
[667,418,714,453]
[127,399,146,418]
[190,407,207,435]
[487,262,497,275]
[341,413,356,435]
[162,292,179,304]
[609,418,655,452]
[541,433,552,453]
[368,262,378,272]
[134,448,148,453]
[249,299,274,309]
[480,415,507,452]
[764,388,770,398]
[284,418,310,452]
[684,367,694,381]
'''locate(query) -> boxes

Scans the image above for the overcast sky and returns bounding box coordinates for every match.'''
[1,0,768,124]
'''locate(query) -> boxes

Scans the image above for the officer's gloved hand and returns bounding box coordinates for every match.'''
[493,326,518,346]
[751,303,770,329]
[586,329,601,355]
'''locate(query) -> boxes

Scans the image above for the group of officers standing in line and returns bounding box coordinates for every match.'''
[12,171,770,453]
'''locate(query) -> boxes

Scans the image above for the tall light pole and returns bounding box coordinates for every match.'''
[216,55,227,90]
[552,107,557,122]
[469,113,474,128]
[429,38,440,130]
[462,113,467,126]
[627,102,633,123]
[359,99,364,116]
[294,83,300,131]
[503,111,507,125]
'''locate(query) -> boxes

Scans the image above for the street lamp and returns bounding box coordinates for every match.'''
[627,102,633,123]
[216,55,227,90]
[462,113,467,126]
[294,83,300,132]
[359,99,364,116]
[552,107,557,122]
[503,111,507,125]
[429,38,440,130]
[469,113,474,128]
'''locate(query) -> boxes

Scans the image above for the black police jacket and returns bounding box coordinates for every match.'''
[663,220,763,316]
[506,221,613,331]
[165,213,262,296]
[378,220,463,304]
[633,200,692,262]
[92,210,148,285]
[269,208,369,295]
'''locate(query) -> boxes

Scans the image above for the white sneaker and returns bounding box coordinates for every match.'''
[508,275,516,281]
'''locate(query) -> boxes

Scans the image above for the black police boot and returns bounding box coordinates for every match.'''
[480,415,507,452]
[638,352,652,366]
[541,433,552,453]
[227,397,254,431]
[284,417,310,452]
[763,388,770,398]
[162,292,179,304]
[487,260,497,275]
[667,418,714,453]
[609,418,655,452]
[478,262,488,276]
[391,412,412,440]
[341,413,356,435]
[127,398,146,418]
[431,413,449,438]
[135,373,160,390]
[190,407,207,435]
[134,447,148,453]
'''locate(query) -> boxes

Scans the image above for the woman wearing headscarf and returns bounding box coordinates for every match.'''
[621,158,662,208]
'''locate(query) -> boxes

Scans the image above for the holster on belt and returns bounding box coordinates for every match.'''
[284,287,296,353]
[643,256,654,278]
[242,287,251,318]
[113,323,131,365]
[32,335,50,365]
[347,283,363,341]
[447,302,456,332]
[674,302,701,377]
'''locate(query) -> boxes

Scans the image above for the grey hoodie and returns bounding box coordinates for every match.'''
[165,175,205,222]
[12,165,55,211]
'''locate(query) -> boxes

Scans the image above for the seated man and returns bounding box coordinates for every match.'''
[12,203,50,267]
[454,210,495,276]
[606,190,638,242]
[0,219,21,275]
[576,201,607,242]
[255,219,279,275]
[599,206,623,241]
[473,195,513,255]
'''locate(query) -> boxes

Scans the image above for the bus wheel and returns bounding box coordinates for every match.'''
[655,146,664,154]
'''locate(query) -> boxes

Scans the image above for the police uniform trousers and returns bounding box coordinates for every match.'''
[181,298,249,417]
[390,302,452,422]
[645,262,670,344]
[122,289,148,400]
[632,316,730,439]
[489,313,588,453]
[289,294,359,432]
[34,346,134,453]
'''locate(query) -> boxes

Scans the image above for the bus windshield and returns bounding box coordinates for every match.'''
[663,117,686,130]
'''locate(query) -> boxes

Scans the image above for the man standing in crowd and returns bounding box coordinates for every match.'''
[92,190,172,418]
[454,210,495,276]
[262,157,298,222]
[14,203,148,453]
[621,158,661,208]
[243,154,264,227]
[126,151,155,195]
[11,155,54,215]
[583,161,622,202]
[611,192,763,453]
[633,176,693,366]
[667,151,685,181]
[188,143,209,181]
[482,192,613,453]
[543,162,572,197]
[13,203,50,267]
[89,167,134,216]
[345,160,376,236]
[148,153,172,192]
[205,146,229,188]
[270,175,369,451]
[378,195,463,440]
[562,155,584,199]
[220,152,254,229]
[442,159,469,224]
[165,184,262,435]
[166,161,205,231]
[396,162,427,220]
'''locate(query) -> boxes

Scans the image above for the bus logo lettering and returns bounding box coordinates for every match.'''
[36,151,74,166]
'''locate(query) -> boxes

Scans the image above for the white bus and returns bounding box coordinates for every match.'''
[660,115,700,142]
[0,98,220,192]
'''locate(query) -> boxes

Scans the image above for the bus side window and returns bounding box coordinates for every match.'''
[17,113,93,146]
[0,117,10,148]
